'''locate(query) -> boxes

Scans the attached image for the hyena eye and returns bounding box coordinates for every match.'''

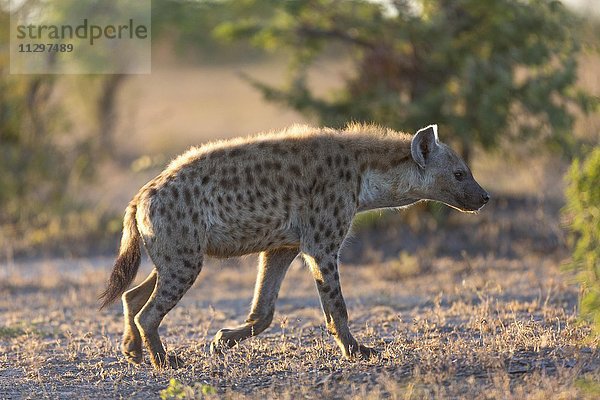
[453,171,465,181]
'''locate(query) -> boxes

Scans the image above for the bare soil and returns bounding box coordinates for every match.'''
[1,194,599,399]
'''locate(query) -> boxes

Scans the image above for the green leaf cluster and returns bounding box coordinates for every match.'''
[564,147,600,335]
[214,0,596,159]
[0,6,101,252]
[160,378,217,400]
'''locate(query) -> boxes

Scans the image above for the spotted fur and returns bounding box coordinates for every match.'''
[100,123,489,368]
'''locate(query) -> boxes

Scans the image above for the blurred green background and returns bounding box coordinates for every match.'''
[0,0,598,258]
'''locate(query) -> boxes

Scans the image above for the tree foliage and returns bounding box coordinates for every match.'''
[151,0,267,63]
[215,0,596,159]
[564,148,600,335]
[0,4,109,253]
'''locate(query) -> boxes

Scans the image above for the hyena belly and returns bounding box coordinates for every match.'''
[203,207,301,257]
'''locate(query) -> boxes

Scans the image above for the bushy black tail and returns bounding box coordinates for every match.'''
[99,200,142,309]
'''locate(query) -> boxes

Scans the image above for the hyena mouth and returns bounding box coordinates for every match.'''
[448,196,481,213]
[444,201,480,214]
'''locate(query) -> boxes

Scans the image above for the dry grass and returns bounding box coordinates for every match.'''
[1,196,599,399]
[2,54,599,399]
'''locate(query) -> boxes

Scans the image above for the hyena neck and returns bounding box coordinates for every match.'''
[351,136,423,212]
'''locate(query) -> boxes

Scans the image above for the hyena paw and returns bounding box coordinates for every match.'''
[345,344,378,360]
[357,344,378,359]
[209,328,241,356]
[122,337,143,365]
[150,353,185,370]
[167,354,186,369]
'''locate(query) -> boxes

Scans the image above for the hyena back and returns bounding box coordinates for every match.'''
[100,123,489,369]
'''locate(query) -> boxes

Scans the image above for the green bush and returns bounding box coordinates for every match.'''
[216,0,597,161]
[564,147,600,335]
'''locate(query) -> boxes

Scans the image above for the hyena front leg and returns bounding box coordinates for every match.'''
[121,269,157,364]
[210,247,299,354]
[303,250,377,359]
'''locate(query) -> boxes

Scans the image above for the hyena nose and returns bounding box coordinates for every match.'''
[481,192,490,204]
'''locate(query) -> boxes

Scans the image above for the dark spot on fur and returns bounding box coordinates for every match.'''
[289,165,301,177]
[327,262,336,272]
[183,188,192,205]
[229,148,242,157]
[335,154,341,167]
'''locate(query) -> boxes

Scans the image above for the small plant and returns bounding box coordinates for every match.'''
[160,379,217,400]
[564,147,600,336]
[0,325,26,338]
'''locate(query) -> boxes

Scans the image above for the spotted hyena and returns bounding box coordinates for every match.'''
[100,123,489,369]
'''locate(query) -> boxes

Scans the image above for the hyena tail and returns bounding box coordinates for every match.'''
[99,199,142,309]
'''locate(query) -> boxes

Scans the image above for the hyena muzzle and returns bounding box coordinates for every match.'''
[99,123,489,369]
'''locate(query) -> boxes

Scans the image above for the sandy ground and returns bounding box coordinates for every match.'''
[1,195,599,399]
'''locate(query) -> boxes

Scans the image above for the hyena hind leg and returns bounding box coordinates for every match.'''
[121,269,157,364]
[210,247,298,354]
[134,255,203,369]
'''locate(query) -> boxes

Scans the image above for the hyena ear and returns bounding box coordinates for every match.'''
[411,124,439,169]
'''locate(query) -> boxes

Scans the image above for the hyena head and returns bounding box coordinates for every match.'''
[411,124,490,212]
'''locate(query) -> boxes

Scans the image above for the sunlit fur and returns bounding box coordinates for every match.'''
[100,122,488,369]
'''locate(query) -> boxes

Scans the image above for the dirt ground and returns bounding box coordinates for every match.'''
[1,192,599,399]
[1,58,599,398]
